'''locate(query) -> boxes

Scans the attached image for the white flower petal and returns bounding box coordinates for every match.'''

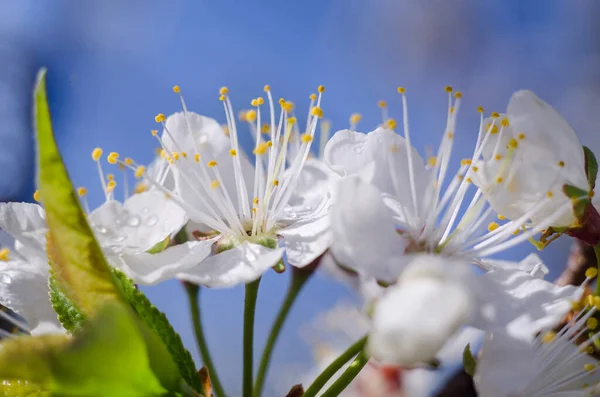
[479,253,549,278]
[470,268,578,340]
[369,259,474,366]
[280,215,331,268]
[330,176,407,282]
[473,333,537,397]
[0,257,62,335]
[162,112,230,156]
[177,242,284,288]
[89,191,187,254]
[112,238,217,285]
[0,202,47,253]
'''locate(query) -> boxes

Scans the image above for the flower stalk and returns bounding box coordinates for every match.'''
[319,351,369,397]
[185,283,226,397]
[243,278,261,397]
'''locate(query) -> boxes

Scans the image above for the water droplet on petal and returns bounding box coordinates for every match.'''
[146,215,158,227]
[142,207,150,214]
[127,215,141,227]
[97,227,108,234]
[0,274,12,284]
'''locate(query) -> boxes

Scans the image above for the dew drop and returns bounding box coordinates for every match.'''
[97,227,108,234]
[127,215,141,227]
[142,207,150,214]
[146,215,158,227]
[0,274,12,284]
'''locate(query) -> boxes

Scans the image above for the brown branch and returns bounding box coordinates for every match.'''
[555,240,596,287]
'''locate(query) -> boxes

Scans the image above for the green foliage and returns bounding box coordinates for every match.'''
[148,236,172,254]
[34,69,182,393]
[0,381,51,396]
[462,343,477,377]
[48,274,85,333]
[0,303,167,397]
[562,184,589,199]
[584,146,598,190]
[114,269,202,393]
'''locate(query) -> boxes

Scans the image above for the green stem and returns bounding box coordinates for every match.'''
[185,283,226,397]
[253,268,311,397]
[594,244,600,296]
[302,336,367,397]
[320,351,369,397]
[244,278,262,397]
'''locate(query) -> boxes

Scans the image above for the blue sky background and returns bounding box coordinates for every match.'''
[1,1,600,396]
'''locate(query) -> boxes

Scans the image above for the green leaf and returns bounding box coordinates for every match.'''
[0,381,50,396]
[462,343,477,377]
[114,269,201,393]
[48,274,85,333]
[584,146,598,190]
[0,303,166,397]
[34,69,182,392]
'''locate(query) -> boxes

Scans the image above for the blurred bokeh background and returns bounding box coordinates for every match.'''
[1,1,599,396]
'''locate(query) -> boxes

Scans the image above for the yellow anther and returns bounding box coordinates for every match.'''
[172,152,180,161]
[151,129,158,136]
[488,222,500,232]
[106,180,117,193]
[219,86,229,95]
[571,300,583,312]
[447,132,454,139]
[318,85,325,93]
[477,106,484,113]
[486,124,499,134]
[496,177,504,183]
[512,229,520,235]
[491,112,500,118]
[498,214,506,220]
[397,86,406,94]
[454,91,463,99]
[261,123,270,134]
[181,152,188,158]
[546,191,553,198]
[107,173,115,181]
[134,182,147,194]
[120,161,127,170]
[107,152,119,164]
[33,190,41,202]
[253,142,269,155]
[251,98,258,107]
[378,100,387,108]
[273,179,279,186]
[558,160,565,168]
[0,248,9,262]
[92,148,103,161]
[211,180,220,189]
[457,175,464,181]
[194,154,201,162]
[125,158,133,166]
[287,117,297,125]
[450,106,455,114]
[173,85,181,93]
[77,187,88,197]
[266,140,272,147]
[461,159,472,166]
[159,149,167,159]
[208,160,218,167]
[541,331,556,344]
[587,346,595,354]
[219,95,225,101]
[155,113,166,123]
[386,119,397,130]
[589,295,596,307]
[222,125,230,136]
[518,133,525,140]
[301,133,313,144]
[594,296,600,310]
[229,149,237,156]
[278,98,285,105]
[264,85,270,92]
[588,317,599,330]
[495,154,503,161]
[257,97,264,105]
[134,166,145,179]
[253,197,259,205]
[465,177,472,183]
[472,166,479,172]
[508,138,519,149]
[245,109,257,122]
[311,107,324,118]
[584,364,596,372]
[349,113,362,124]
[444,86,453,93]
[309,93,317,101]
[282,101,294,113]
[586,267,598,279]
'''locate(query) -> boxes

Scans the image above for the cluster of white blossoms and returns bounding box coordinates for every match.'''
[1,82,600,396]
